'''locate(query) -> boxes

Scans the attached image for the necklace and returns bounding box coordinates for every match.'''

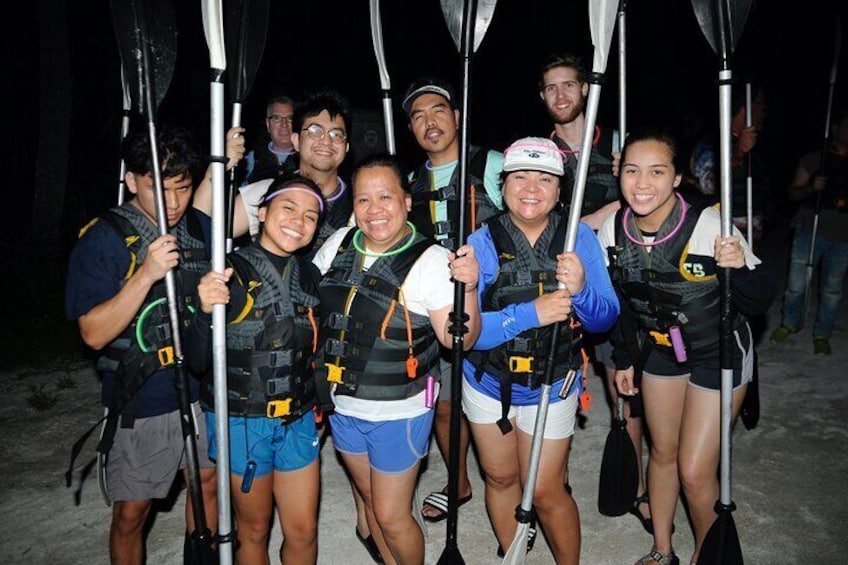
[622,192,687,247]
[352,221,418,257]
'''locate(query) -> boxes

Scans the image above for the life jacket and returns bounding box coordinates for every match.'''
[94,205,207,448]
[212,244,320,422]
[607,196,746,364]
[245,144,299,185]
[466,212,583,433]
[315,229,441,402]
[553,126,619,216]
[408,146,500,251]
[311,180,353,254]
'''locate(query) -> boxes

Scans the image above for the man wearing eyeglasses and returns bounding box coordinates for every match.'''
[243,95,300,185]
[196,90,354,257]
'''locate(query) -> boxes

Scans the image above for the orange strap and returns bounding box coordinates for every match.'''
[307,307,318,353]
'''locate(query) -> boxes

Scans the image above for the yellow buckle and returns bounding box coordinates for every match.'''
[157,346,174,367]
[326,363,345,384]
[649,330,672,347]
[509,356,534,373]
[266,399,292,418]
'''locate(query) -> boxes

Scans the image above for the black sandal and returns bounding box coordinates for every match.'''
[630,492,654,534]
[355,527,385,564]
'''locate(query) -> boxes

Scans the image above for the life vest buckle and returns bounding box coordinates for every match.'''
[433,221,452,236]
[266,398,292,418]
[649,330,672,347]
[326,363,345,384]
[328,312,351,331]
[326,339,348,358]
[157,346,174,367]
[509,356,534,373]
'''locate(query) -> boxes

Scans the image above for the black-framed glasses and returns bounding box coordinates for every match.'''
[267,115,293,125]
[301,123,347,144]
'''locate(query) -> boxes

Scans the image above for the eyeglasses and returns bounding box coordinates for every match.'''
[267,115,293,125]
[301,123,347,144]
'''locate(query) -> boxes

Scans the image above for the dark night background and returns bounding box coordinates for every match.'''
[4,0,846,365]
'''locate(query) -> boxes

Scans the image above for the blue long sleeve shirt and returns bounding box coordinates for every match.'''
[463,220,620,404]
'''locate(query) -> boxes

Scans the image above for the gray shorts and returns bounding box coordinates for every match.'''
[106,402,213,502]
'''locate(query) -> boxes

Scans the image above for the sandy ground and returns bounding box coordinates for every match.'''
[2,222,847,565]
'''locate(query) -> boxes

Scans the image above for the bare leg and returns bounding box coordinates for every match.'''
[274,460,320,565]
[517,431,579,565]
[679,383,747,563]
[468,419,521,551]
[230,472,273,565]
[641,374,688,556]
[110,500,152,565]
[422,398,472,519]
[184,466,217,537]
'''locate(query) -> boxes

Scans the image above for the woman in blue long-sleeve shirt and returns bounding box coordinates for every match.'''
[463,136,619,564]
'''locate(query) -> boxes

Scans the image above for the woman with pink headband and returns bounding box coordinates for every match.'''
[597,128,775,565]
[186,175,326,564]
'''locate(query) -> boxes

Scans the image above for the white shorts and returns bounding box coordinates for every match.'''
[461,378,578,439]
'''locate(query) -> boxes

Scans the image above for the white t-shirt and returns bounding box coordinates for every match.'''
[597,204,761,269]
[312,226,455,420]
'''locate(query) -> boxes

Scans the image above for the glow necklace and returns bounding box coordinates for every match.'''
[622,192,687,247]
[352,221,418,257]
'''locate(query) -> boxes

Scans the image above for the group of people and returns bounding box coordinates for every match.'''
[70,50,834,565]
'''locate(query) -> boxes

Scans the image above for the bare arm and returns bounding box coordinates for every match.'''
[193,126,246,229]
[429,245,481,349]
[581,200,621,231]
[78,234,178,350]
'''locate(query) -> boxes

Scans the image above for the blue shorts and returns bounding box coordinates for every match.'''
[330,411,434,474]
[206,411,319,477]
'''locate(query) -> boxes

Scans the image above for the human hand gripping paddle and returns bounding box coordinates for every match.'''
[437,1,498,563]
[369,0,396,154]
[200,0,234,562]
[803,16,842,321]
[111,0,214,561]
[501,1,618,563]
[223,0,270,253]
[691,0,752,562]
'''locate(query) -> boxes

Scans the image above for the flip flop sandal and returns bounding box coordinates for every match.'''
[355,527,385,564]
[634,549,680,565]
[421,491,472,523]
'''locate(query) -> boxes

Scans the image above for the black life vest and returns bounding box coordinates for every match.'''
[607,196,745,363]
[96,205,208,443]
[245,144,299,185]
[214,244,320,421]
[310,180,353,255]
[553,127,619,216]
[466,212,582,433]
[408,145,500,251]
[315,229,441,401]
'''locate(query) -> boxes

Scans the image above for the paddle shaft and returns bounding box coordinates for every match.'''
[135,0,213,554]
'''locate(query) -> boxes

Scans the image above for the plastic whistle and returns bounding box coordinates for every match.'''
[241,460,257,493]
[425,375,436,408]
[669,326,687,363]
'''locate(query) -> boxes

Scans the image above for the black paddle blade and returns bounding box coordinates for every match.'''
[740,350,759,430]
[598,417,639,516]
[110,0,177,115]
[439,0,499,53]
[690,0,752,59]
[700,506,744,565]
[225,0,270,101]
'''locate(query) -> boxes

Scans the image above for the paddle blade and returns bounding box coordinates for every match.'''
[369,0,391,90]
[225,0,270,100]
[690,0,752,59]
[700,509,744,565]
[110,0,177,114]
[440,0,499,53]
[120,64,131,112]
[597,418,639,516]
[501,522,530,565]
[589,0,619,73]
[201,0,226,71]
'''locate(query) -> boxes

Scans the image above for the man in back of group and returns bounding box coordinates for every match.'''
[196,89,353,257]
[539,52,620,230]
[242,94,299,185]
[401,76,504,523]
